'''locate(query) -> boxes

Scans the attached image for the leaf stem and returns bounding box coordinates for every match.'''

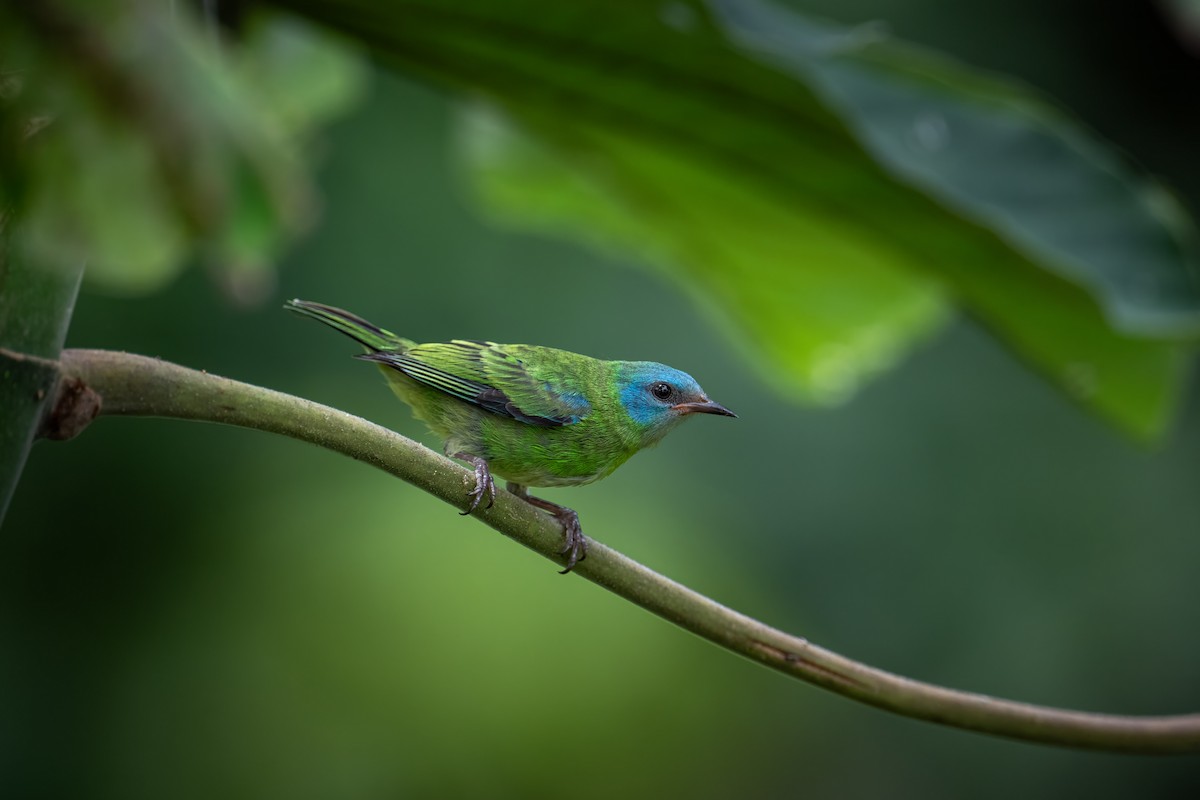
[36,347,1200,754]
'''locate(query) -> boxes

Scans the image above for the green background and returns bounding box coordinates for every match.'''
[5,1,1200,797]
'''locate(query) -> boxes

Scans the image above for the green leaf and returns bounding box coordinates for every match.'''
[462,106,1189,436]
[463,106,948,404]
[711,0,1200,337]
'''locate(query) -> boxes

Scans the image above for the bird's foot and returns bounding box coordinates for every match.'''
[553,507,587,574]
[452,452,496,515]
[513,487,587,574]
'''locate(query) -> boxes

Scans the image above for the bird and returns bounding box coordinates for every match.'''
[285,299,735,573]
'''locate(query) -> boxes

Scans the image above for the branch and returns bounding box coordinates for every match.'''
[34,348,1200,754]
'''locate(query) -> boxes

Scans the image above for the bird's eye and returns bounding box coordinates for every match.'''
[650,382,674,401]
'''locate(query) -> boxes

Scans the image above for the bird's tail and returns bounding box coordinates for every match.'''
[284,299,412,352]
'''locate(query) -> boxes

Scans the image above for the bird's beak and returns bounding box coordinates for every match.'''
[671,399,737,418]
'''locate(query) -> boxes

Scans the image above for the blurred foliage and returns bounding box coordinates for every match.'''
[0,0,364,516]
[0,0,364,298]
[4,0,1200,797]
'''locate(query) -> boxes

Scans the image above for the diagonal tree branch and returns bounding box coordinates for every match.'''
[21,347,1200,754]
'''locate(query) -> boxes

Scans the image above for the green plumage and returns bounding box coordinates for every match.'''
[286,299,734,571]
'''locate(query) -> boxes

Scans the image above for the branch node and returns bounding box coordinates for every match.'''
[749,638,867,691]
[41,374,101,441]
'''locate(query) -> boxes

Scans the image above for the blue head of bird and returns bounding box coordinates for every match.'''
[616,361,735,447]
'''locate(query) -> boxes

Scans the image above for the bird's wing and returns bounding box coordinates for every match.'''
[359,340,591,427]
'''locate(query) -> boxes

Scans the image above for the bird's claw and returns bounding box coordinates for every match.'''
[469,476,587,573]
[454,453,495,515]
[555,507,587,574]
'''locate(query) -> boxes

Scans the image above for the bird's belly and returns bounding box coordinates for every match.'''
[480,423,634,489]
[489,465,604,488]
[484,450,627,488]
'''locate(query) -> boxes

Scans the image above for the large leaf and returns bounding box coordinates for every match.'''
[712,0,1200,337]
[278,0,1200,439]
[463,106,948,404]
